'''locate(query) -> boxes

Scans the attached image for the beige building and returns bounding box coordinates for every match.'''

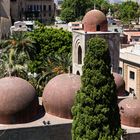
[119,44,140,98]
[0,0,55,39]
[0,0,11,39]
[10,0,55,24]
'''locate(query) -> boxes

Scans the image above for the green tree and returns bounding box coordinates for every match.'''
[26,25,72,96]
[60,7,75,22]
[61,0,110,22]
[110,3,120,19]
[0,32,35,78]
[94,0,110,14]
[118,1,139,24]
[136,6,140,24]
[32,53,72,96]
[27,26,72,73]
[72,37,122,140]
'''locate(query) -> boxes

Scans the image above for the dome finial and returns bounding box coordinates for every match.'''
[107,8,112,17]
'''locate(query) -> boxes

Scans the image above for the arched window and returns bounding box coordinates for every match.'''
[76,71,80,75]
[78,46,82,64]
[96,25,100,31]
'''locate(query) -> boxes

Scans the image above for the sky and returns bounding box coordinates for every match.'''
[54,0,140,5]
[109,0,140,4]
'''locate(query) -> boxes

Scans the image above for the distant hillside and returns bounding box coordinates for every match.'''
[109,0,140,4]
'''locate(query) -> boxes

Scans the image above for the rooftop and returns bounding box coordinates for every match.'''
[0,97,72,130]
[120,44,140,65]
[73,30,120,35]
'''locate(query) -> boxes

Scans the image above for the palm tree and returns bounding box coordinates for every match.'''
[2,32,36,59]
[36,52,72,84]
[29,53,72,96]
[0,32,36,78]
[46,53,72,74]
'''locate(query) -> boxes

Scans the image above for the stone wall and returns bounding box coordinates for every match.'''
[0,123,72,140]
[125,133,140,140]
[72,31,120,75]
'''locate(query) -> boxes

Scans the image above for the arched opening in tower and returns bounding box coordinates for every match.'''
[78,46,82,64]
[76,71,80,75]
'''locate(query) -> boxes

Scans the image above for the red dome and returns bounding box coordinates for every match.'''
[82,9,108,32]
[0,77,39,124]
[42,74,81,119]
[119,98,140,127]
[113,73,125,96]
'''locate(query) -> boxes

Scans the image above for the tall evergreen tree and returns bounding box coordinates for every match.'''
[72,37,122,140]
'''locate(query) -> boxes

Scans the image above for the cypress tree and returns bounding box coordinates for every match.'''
[72,37,122,140]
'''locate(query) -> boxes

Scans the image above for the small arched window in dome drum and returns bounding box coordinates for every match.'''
[78,45,82,64]
[76,71,80,75]
[96,24,100,31]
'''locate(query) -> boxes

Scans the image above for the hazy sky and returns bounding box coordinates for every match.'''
[54,0,140,5]
[109,0,140,3]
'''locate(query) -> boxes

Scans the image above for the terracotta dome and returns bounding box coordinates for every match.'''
[42,74,81,119]
[0,77,39,124]
[119,98,140,127]
[113,73,125,96]
[82,9,108,32]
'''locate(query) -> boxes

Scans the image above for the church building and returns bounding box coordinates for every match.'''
[72,9,120,75]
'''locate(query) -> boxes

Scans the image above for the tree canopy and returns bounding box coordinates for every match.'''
[26,25,72,96]
[61,0,140,25]
[72,37,122,140]
[0,32,35,78]
[117,1,139,24]
[0,25,72,96]
[60,0,110,22]
[108,1,140,25]
[27,25,72,73]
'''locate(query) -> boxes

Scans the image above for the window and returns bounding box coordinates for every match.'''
[49,5,51,11]
[37,5,39,11]
[114,29,118,32]
[118,67,122,75]
[44,13,46,17]
[96,25,100,31]
[112,22,116,25]
[30,5,33,11]
[34,5,36,11]
[40,5,42,11]
[129,88,134,94]
[130,71,135,80]
[134,38,139,41]
[76,71,80,75]
[78,46,82,64]
[43,5,46,11]
[49,13,51,17]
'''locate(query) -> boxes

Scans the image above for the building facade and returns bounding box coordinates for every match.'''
[0,0,55,39]
[119,44,140,98]
[10,0,55,24]
[0,0,11,39]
